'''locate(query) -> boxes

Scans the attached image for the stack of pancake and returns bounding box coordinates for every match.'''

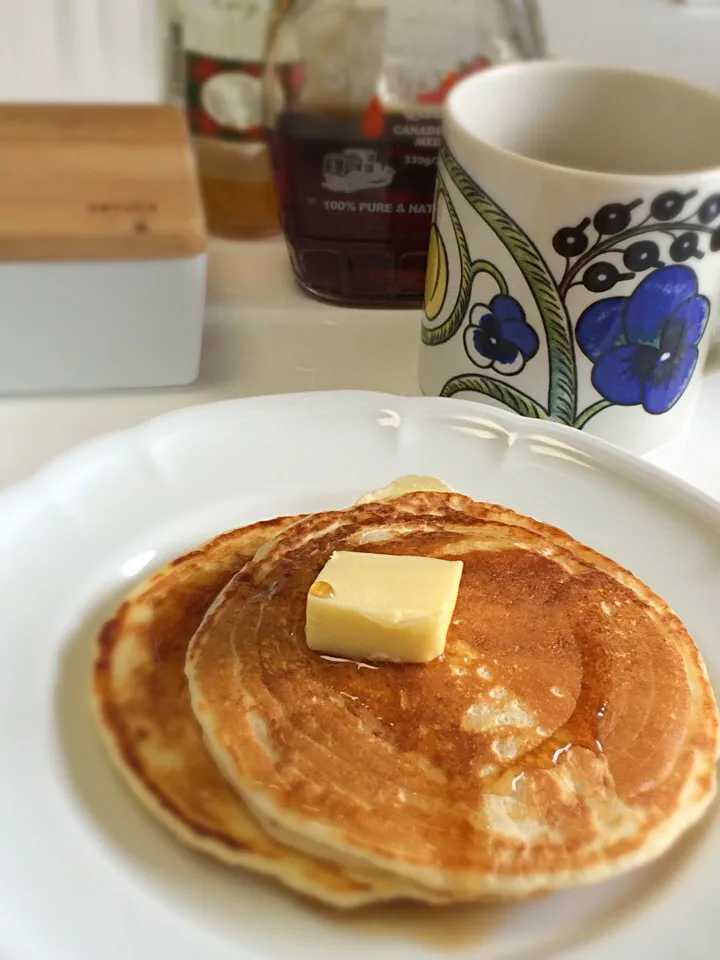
[93,479,719,907]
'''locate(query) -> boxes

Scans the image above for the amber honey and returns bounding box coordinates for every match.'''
[194,136,279,240]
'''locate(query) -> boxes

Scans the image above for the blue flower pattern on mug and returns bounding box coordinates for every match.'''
[464,295,540,376]
[426,148,720,428]
[576,265,709,414]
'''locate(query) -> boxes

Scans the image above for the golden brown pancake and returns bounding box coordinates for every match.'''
[92,518,454,907]
[186,492,719,900]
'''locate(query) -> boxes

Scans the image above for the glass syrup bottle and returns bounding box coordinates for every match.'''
[265,0,545,307]
[168,0,281,239]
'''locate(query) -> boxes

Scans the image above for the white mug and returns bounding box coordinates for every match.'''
[419,61,720,454]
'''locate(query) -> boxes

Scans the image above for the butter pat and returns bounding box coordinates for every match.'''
[306,551,463,663]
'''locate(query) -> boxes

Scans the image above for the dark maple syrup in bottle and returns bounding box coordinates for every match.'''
[265,1,543,308]
[269,109,440,306]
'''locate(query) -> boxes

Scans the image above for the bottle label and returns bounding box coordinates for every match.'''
[270,116,441,243]
[185,52,265,142]
[382,0,490,108]
[180,0,273,143]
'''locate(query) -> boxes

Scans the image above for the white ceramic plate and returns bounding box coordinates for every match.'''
[0,391,718,960]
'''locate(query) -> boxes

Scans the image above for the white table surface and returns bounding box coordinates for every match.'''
[0,238,718,500]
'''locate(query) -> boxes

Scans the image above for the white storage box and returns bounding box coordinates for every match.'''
[0,105,207,393]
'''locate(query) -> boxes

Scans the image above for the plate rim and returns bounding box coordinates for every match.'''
[2,390,720,523]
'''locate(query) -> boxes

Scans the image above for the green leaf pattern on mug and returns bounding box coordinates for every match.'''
[440,374,549,420]
[423,175,508,346]
[423,147,720,429]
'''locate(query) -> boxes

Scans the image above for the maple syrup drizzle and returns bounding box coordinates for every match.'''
[483,687,610,797]
[312,899,506,950]
[310,580,335,599]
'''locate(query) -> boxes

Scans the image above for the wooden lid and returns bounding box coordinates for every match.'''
[0,105,207,262]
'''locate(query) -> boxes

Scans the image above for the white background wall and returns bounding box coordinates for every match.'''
[541,0,720,91]
[0,0,720,102]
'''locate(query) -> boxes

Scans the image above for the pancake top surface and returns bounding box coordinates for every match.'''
[186,493,719,896]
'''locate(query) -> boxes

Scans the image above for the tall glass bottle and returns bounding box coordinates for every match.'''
[265,0,545,307]
[168,0,280,239]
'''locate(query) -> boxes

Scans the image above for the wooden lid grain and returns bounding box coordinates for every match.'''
[0,105,207,262]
